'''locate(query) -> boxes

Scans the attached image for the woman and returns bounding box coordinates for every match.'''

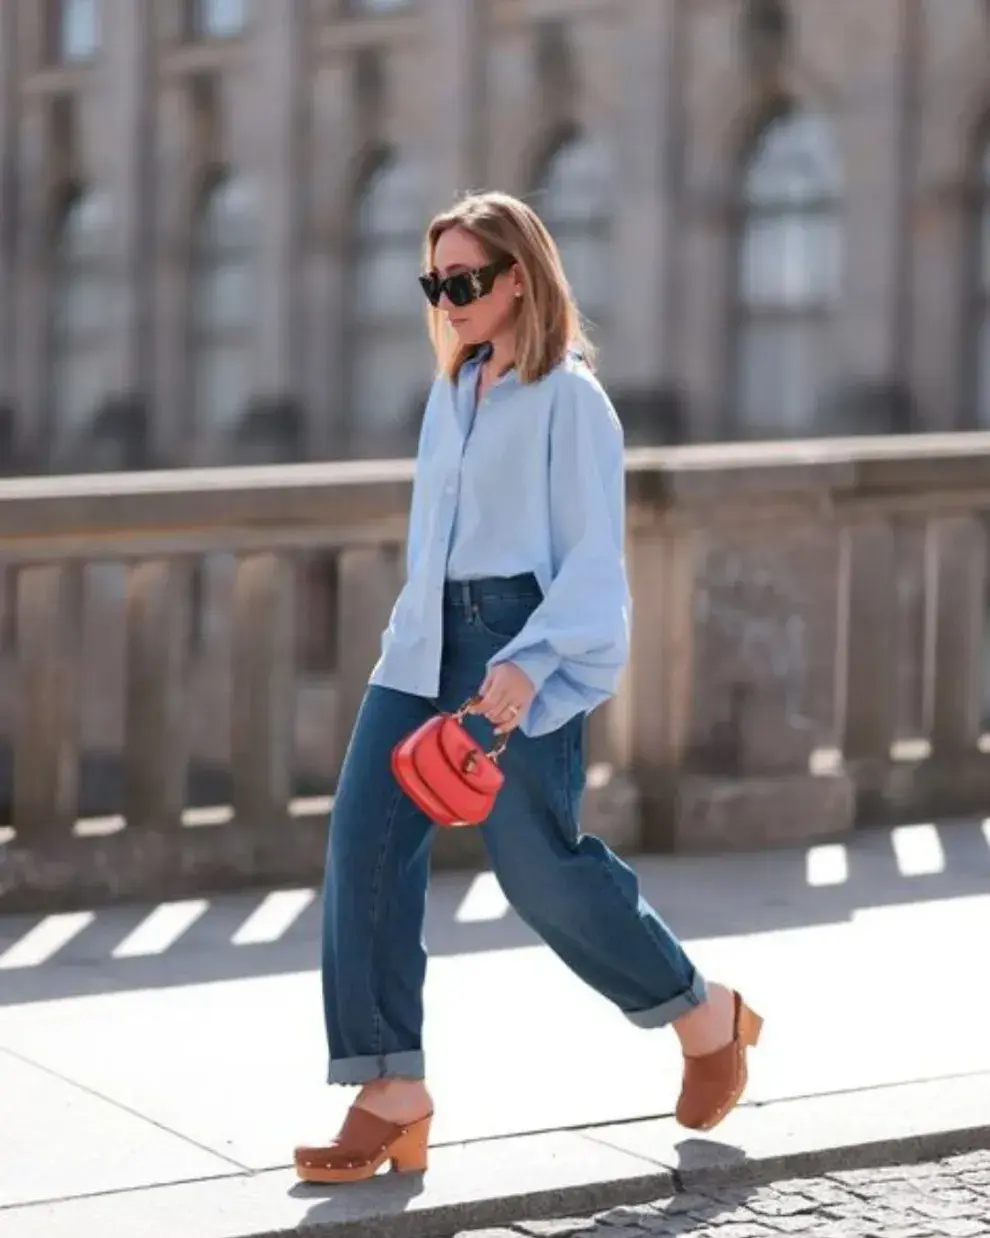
[294,192,762,1184]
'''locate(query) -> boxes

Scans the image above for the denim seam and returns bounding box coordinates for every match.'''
[548,721,580,846]
[366,782,404,1060]
[549,722,689,1013]
[593,817,701,1018]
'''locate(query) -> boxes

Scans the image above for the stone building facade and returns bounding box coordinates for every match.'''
[0,0,990,473]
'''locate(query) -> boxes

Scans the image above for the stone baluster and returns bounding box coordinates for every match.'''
[888,513,990,820]
[230,553,297,828]
[13,565,83,839]
[124,559,192,830]
[925,516,987,757]
[839,519,899,764]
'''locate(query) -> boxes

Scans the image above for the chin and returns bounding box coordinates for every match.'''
[451,325,486,345]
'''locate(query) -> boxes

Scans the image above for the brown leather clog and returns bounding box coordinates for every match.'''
[294,1106,432,1184]
[676,991,763,1131]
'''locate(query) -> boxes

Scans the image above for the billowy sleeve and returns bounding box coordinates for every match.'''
[487,368,631,736]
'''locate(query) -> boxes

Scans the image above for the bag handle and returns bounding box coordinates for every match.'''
[453,696,511,763]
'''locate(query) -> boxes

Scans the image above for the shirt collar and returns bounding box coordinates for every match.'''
[458,343,520,398]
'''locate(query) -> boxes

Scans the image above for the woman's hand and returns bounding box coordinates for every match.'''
[470,663,536,734]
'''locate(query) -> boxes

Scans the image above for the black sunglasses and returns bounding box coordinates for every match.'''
[418,255,515,308]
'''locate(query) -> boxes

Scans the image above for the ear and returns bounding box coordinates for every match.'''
[511,263,524,298]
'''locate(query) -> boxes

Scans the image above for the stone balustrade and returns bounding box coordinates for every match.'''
[2,434,990,912]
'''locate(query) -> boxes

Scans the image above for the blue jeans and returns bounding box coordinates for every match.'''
[322,574,707,1085]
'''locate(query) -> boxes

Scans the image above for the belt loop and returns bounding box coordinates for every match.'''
[460,580,473,611]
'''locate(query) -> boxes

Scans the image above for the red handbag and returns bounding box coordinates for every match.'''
[391,697,510,827]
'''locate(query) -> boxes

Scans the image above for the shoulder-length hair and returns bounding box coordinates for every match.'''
[423,190,595,384]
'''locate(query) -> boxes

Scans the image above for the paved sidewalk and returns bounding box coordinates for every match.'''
[0,818,989,1236]
[450,1150,990,1237]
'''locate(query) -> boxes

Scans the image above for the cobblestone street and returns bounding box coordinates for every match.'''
[453,1151,990,1238]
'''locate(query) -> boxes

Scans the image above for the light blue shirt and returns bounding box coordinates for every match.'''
[369,347,631,737]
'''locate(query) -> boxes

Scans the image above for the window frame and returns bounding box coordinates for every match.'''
[48,184,112,444]
[344,151,428,451]
[533,129,613,331]
[728,102,843,440]
[187,170,257,440]
[48,0,100,65]
[186,0,249,41]
[968,134,990,430]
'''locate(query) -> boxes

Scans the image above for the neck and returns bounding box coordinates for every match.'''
[486,331,515,376]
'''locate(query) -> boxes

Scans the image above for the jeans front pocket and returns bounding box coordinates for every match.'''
[471,593,540,643]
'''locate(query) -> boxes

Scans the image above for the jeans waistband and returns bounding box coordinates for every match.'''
[443,573,541,607]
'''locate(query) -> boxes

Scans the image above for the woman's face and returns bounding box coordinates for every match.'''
[430,226,521,347]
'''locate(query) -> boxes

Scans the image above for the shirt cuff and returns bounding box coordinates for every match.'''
[490,644,560,695]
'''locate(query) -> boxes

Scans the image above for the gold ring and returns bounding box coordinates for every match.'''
[507,704,520,716]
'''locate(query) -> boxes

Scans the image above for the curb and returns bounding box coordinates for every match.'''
[283,1128,990,1238]
[268,1078,990,1238]
[674,1119,990,1193]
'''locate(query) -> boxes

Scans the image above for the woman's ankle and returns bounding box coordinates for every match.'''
[354,1077,432,1123]
[673,982,735,1057]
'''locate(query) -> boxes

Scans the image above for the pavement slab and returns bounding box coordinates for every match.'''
[0,1047,238,1208]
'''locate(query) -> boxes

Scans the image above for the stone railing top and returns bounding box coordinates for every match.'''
[0,459,417,549]
[2,433,990,553]
[626,432,990,506]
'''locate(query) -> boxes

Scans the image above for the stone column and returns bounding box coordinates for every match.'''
[152,82,193,465]
[247,3,303,401]
[13,97,49,461]
[608,0,679,388]
[820,0,905,401]
[97,0,153,397]
[422,0,484,211]
[675,2,738,440]
[0,2,16,419]
[908,0,985,431]
[305,58,351,458]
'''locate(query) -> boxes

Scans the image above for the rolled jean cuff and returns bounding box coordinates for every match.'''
[327,1050,425,1086]
[624,969,708,1030]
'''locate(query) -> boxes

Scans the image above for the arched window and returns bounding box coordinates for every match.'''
[535,133,613,327]
[50,188,111,439]
[734,106,842,437]
[52,0,100,62]
[974,138,990,427]
[348,154,428,446]
[189,0,248,39]
[190,173,256,436]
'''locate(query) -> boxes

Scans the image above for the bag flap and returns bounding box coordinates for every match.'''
[437,717,504,795]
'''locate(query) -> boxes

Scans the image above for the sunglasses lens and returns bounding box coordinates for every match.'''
[418,274,441,306]
[444,274,475,308]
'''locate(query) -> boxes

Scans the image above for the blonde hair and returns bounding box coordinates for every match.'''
[423,190,595,384]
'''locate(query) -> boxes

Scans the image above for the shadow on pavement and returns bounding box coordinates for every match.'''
[290,1171,426,1230]
[0,817,987,1008]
